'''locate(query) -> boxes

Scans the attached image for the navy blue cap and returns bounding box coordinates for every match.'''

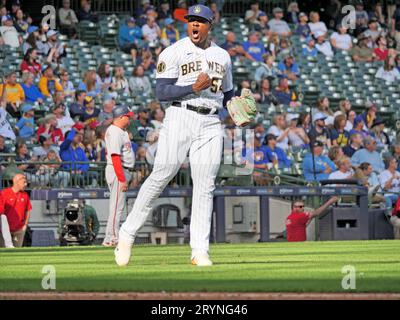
[112,105,134,119]
[184,5,214,23]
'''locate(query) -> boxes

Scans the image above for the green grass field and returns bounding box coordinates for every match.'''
[0,240,399,293]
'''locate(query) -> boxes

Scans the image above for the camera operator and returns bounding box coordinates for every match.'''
[82,200,99,242]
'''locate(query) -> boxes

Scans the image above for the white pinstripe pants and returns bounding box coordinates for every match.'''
[120,106,223,255]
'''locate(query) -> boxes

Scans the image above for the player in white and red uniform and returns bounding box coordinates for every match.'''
[115,4,234,266]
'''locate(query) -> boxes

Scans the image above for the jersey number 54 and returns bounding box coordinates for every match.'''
[210,77,223,93]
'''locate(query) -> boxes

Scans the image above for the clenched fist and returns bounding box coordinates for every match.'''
[192,72,212,94]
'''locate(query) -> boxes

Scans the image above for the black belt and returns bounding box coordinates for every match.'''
[172,101,217,115]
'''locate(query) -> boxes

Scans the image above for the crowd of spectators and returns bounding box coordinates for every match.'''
[1,0,400,220]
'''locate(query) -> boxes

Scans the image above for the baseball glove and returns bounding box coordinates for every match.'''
[227,88,257,127]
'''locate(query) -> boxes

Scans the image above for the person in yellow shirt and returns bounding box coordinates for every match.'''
[0,72,25,118]
[38,64,63,98]
[160,18,180,46]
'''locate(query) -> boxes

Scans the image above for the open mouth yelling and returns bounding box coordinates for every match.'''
[192,29,200,41]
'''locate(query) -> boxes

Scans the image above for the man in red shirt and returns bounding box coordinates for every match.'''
[286,196,339,242]
[0,173,32,247]
[0,191,14,248]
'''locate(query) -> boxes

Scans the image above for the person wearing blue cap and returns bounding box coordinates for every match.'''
[15,104,35,140]
[115,4,234,268]
[0,14,22,48]
[160,18,179,46]
[118,16,142,62]
[301,36,318,57]
[295,12,311,39]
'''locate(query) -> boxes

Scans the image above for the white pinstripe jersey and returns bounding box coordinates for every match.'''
[156,37,233,110]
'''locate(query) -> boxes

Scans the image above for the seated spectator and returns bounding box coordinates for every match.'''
[267,34,280,57]
[315,32,334,57]
[314,96,334,127]
[285,197,338,242]
[374,36,390,61]
[350,35,374,62]
[13,8,30,34]
[295,12,311,38]
[354,162,383,201]
[78,70,101,97]
[241,31,266,62]
[0,102,16,141]
[278,55,299,82]
[128,107,155,141]
[298,112,311,133]
[129,65,152,97]
[267,114,289,151]
[20,48,41,76]
[331,114,350,147]
[308,11,327,38]
[370,118,390,150]
[118,17,142,62]
[242,136,269,186]
[255,54,279,84]
[351,136,384,172]
[221,32,252,61]
[302,140,336,181]
[80,96,100,126]
[158,0,172,22]
[210,2,221,23]
[393,143,400,171]
[343,133,363,158]
[58,0,78,38]
[354,1,369,35]
[58,69,75,98]
[52,103,75,136]
[329,156,354,180]
[256,78,279,106]
[142,16,161,45]
[268,7,292,37]
[375,56,400,83]
[98,93,115,126]
[23,25,40,54]
[272,77,301,107]
[150,107,165,131]
[32,133,59,159]
[137,47,158,72]
[97,63,113,92]
[264,134,291,169]
[76,0,98,22]
[350,115,370,138]
[38,64,63,98]
[308,113,332,148]
[69,90,86,120]
[15,104,35,141]
[36,114,64,145]
[286,2,300,24]
[15,141,38,182]
[302,37,318,57]
[345,110,357,132]
[38,149,70,188]
[235,80,251,96]
[362,17,383,46]
[0,15,22,48]
[328,145,344,167]
[111,65,129,94]
[244,1,265,27]
[40,30,66,64]
[276,38,293,61]
[173,0,188,23]
[21,72,44,105]
[330,25,352,51]
[0,71,25,118]
[60,124,97,186]
[287,113,310,148]
[339,99,352,115]
[379,157,400,215]
[253,12,269,36]
[161,18,179,46]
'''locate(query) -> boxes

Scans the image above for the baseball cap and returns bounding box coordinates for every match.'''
[164,18,174,25]
[39,133,51,141]
[299,12,307,18]
[21,103,34,113]
[84,96,94,105]
[286,114,299,122]
[259,12,267,17]
[365,100,377,109]
[112,105,134,118]
[265,134,277,142]
[126,17,136,23]
[47,30,59,38]
[103,93,115,103]
[73,123,85,131]
[354,115,364,125]
[273,7,283,14]
[28,25,39,34]
[314,113,327,122]
[371,118,385,128]
[41,64,51,73]
[184,5,214,23]
[1,15,12,23]
[312,140,324,148]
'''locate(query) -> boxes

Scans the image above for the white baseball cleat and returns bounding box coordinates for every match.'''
[114,240,132,266]
[191,253,213,267]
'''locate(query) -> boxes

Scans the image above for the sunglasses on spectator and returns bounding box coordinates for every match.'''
[294,205,304,208]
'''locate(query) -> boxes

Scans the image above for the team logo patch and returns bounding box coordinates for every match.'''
[194,6,201,13]
[157,61,166,73]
